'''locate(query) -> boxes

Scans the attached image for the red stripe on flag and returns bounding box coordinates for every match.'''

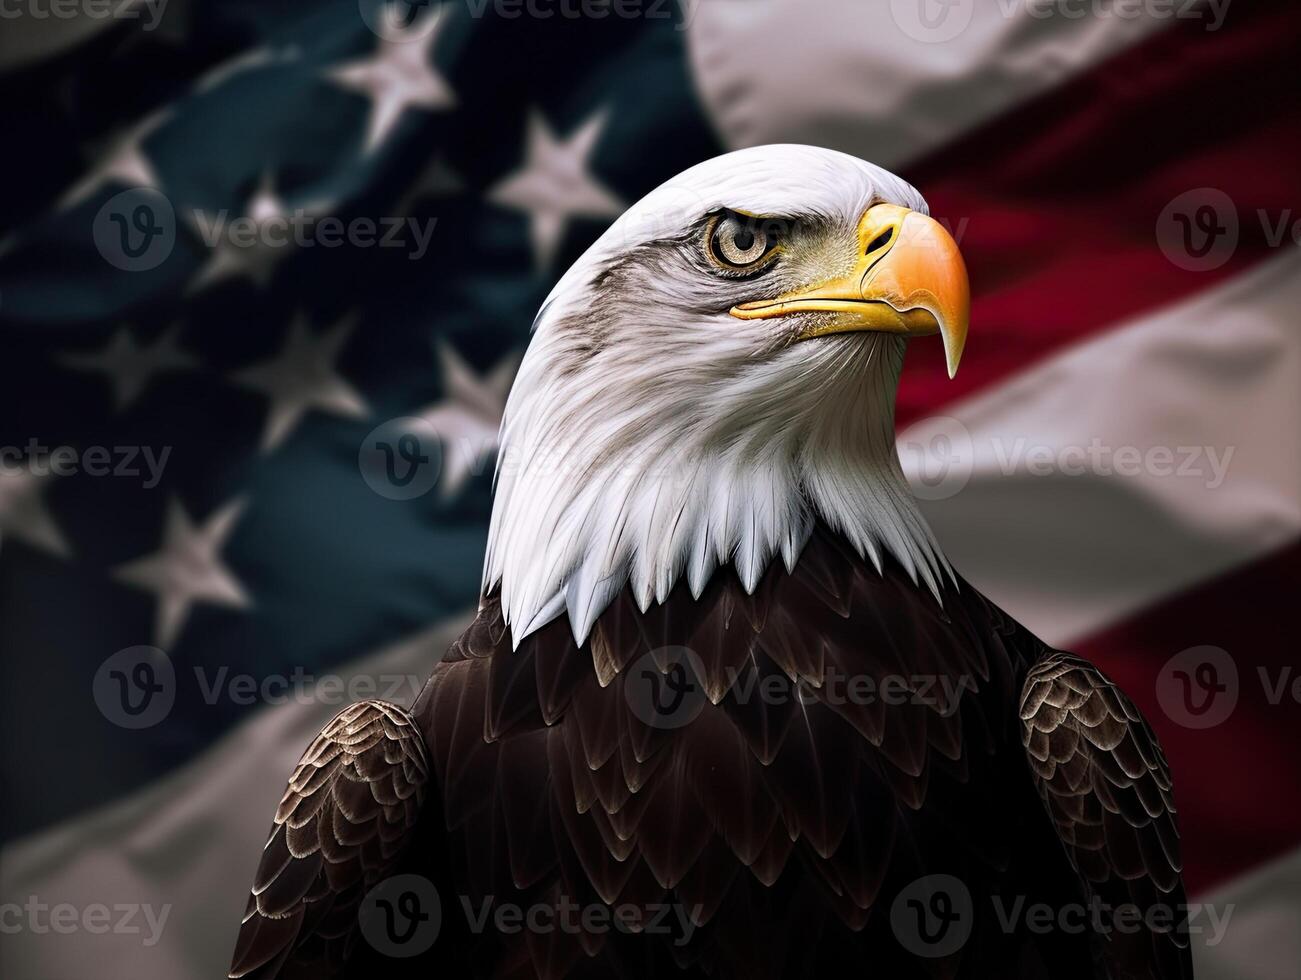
[1073,540,1301,895]
[899,0,1301,424]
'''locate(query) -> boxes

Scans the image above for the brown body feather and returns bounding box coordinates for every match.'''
[230,524,1192,979]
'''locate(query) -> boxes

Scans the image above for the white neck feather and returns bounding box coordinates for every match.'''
[484,325,951,648]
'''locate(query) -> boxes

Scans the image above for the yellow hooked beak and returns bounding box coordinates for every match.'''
[729,204,970,377]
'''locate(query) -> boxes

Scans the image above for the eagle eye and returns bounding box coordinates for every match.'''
[706,211,782,271]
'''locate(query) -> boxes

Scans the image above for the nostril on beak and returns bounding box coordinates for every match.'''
[865,228,894,255]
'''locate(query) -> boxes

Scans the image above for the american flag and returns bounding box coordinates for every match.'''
[0,1,1296,977]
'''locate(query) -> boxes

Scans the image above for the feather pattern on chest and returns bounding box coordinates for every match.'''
[420,524,1049,977]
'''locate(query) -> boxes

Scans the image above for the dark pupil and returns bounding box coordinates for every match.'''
[733,227,756,252]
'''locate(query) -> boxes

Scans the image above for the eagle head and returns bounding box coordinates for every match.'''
[485,144,970,647]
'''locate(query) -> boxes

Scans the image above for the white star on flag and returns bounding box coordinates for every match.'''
[59,110,169,209]
[488,108,624,271]
[412,343,519,496]
[113,496,251,649]
[187,173,326,292]
[0,470,69,558]
[326,16,455,153]
[58,324,196,411]
[232,314,370,453]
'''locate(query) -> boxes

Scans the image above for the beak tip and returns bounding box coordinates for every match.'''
[942,327,965,379]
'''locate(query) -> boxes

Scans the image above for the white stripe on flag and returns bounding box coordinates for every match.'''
[684,0,1182,166]
[905,248,1301,646]
[1192,845,1301,980]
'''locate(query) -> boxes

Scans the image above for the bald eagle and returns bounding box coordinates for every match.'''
[229,145,1191,979]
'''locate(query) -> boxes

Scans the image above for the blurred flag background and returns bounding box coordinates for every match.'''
[0,0,1297,977]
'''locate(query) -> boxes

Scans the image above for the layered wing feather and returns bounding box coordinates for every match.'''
[1020,652,1193,980]
[229,700,429,979]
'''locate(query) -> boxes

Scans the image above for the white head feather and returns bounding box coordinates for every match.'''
[484,144,952,647]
